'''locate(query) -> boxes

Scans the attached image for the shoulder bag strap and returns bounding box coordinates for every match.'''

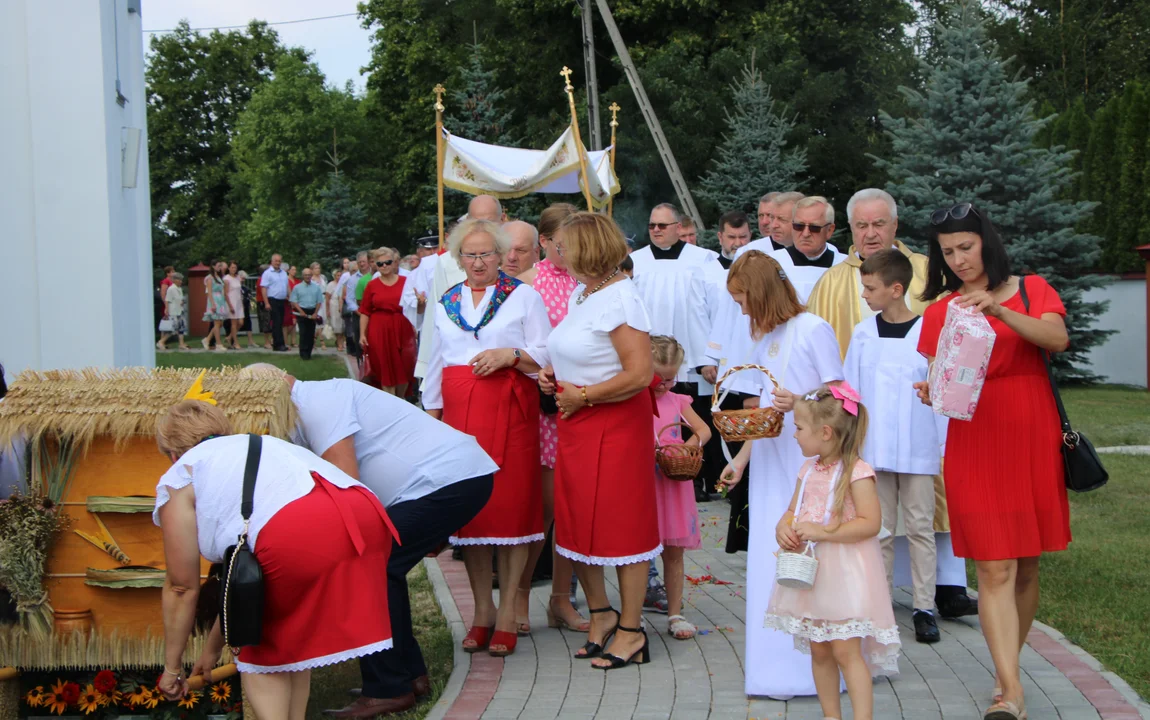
[241,433,263,521]
[1019,277,1073,435]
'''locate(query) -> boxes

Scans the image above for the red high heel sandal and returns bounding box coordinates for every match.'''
[488,630,518,657]
[462,625,494,653]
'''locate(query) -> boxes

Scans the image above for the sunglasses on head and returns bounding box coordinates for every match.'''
[792,222,828,234]
[376,260,394,267]
[648,222,678,231]
[930,203,980,226]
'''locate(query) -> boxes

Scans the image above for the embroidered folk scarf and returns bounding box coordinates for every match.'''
[441,271,522,338]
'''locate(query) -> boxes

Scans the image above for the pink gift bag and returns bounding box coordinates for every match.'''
[928,303,996,421]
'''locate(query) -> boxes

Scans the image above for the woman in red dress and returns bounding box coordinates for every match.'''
[359,247,416,396]
[915,204,1070,720]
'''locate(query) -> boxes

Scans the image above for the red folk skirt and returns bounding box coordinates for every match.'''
[363,309,416,388]
[236,473,398,673]
[443,366,543,545]
[554,390,662,565]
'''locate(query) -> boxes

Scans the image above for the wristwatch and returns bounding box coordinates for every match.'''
[511,349,522,368]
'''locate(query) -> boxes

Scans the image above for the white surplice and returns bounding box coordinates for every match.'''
[630,243,717,380]
[400,254,439,334]
[843,317,940,476]
[741,312,844,697]
[765,247,846,303]
[416,254,468,381]
[421,281,551,410]
[696,255,732,395]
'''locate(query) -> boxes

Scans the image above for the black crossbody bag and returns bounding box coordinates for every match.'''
[1019,277,1108,493]
[219,434,266,648]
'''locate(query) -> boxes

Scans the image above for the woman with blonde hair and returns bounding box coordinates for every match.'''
[423,219,551,657]
[359,247,416,395]
[513,202,588,636]
[153,399,396,720]
[716,250,845,698]
[539,212,661,670]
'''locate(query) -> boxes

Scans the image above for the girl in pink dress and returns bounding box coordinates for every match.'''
[650,336,711,640]
[764,383,900,720]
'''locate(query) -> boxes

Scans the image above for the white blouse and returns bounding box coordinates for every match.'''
[548,279,652,387]
[422,281,552,410]
[153,435,364,563]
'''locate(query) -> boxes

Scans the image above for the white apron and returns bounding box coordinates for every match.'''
[743,313,844,697]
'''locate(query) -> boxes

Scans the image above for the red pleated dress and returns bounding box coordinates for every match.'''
[359,276,416,388]
[918,276,1071,561]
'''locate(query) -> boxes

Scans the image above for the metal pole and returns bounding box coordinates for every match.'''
[434,84,446,250]
[592,0,704,229]
[608,102,619,217]
[561,67,595,211]
[582,0,602,150]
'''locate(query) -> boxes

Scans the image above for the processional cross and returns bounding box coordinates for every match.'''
[560,66,574,93]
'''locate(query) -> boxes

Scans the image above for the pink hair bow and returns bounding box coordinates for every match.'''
[829,382,861,416]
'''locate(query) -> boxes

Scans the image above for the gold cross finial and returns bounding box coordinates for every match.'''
[609,102,620,128]
[560,66,574,92]
[433,83,445,113]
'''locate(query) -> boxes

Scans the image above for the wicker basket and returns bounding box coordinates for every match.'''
[775,542,818,589]
[655,422,703,481]
[711,364,785,442]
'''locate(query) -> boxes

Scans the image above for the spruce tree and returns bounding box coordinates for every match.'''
[448,43,513,145]
[696,56,807,243]
[874,0,1109,382]
[306,135,368,268]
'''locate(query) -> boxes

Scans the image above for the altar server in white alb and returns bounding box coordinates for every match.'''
[400,235,442,339]
[716,251,844,698]
[415,195,504,380]
[843,249,943,644]
[746,196,846,304]
[628,203,716,382]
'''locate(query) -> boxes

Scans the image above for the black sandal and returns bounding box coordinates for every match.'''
[596,625,650,670]
[574,607,619,659]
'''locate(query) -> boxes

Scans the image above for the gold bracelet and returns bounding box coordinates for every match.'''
[580,386,593,407]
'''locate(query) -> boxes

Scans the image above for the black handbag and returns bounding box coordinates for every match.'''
[1019,277,1108,493]
[219,434,266,648]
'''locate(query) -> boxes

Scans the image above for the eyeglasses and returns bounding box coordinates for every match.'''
[792,222,828,234]
[460,251,498,263]
[931,203,980,226]
[648,222,678,231]
[656,376,676,387]
[376,260,394,267]
[553,243,566,257]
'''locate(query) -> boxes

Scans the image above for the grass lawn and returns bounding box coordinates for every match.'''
[157,347,347,382]
[305,563,453,720]
[159,343,454,717]
[968,385,1150,700]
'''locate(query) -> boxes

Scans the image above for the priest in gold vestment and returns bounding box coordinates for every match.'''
[806,188,978,622]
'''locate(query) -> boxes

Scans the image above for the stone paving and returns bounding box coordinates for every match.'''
[423,503,1149,720]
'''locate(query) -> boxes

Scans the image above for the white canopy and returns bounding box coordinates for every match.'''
[442,127,619,208]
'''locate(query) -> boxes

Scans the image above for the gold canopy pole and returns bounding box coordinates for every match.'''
[561,66,595,211]
[607,102,620,217]
[434,83,446,250]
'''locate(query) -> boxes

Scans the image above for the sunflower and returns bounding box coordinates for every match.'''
[100,689,122,707]
[177,691,201,709]
[41,692,67,716]
[209,681,232,704]
[126,685,147,707]
[77,685,102,715]
[141,687,160,709]
[24,686,45,707]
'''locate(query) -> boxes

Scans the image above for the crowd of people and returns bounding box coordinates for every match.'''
[152,190,1071,720]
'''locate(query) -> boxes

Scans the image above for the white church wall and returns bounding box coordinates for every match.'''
[1081,276,1146,388]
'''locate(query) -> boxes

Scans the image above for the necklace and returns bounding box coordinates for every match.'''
[576,269,619,305]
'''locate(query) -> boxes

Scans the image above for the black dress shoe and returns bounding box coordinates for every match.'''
[937,592,979,619]
[913,610,940,643]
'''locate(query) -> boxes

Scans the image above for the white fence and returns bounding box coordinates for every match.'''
[1081,276,1146,387]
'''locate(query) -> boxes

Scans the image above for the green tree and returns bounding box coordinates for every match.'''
[146,20,305,273]
[448,43,514,145]
[1107,82,1149,272]
[696,57,806,236]
[875,0,1109,381]
[232,55,365,263]
[307,169,369,270]
[1078,96,1120,242]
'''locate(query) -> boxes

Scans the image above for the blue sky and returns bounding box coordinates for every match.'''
[143,0,372,92]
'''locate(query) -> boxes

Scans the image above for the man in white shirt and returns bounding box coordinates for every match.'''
[401,235,441,340]
[259,254,289,351]
[415,195,504,380]
[740,195,846,303]
[282,374,498,718]
[628,203,716,384]
[340,251,369,356]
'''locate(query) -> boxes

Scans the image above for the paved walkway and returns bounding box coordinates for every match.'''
[424,503,1148,720]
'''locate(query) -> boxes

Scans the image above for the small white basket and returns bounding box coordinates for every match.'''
[775,542,818,589]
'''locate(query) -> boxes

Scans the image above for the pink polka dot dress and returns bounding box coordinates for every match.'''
[532,259,579,468]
